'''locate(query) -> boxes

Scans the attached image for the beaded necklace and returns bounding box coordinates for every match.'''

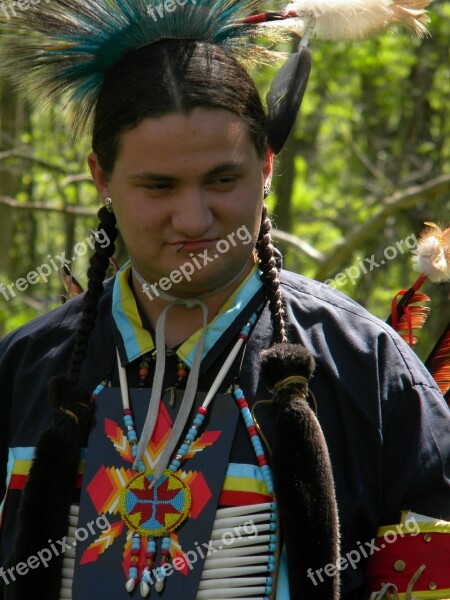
[105,311,278,598]
[138,351,188,406]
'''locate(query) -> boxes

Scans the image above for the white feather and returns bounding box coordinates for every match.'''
[266,0,431,40]
[413,235,450,283]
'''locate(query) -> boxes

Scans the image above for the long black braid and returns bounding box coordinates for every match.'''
[7,206,118,600]
[67,206,118,381]
[256,204,287,344]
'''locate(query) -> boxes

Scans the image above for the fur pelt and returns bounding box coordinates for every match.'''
[262,343,340,599]
[273,395,341,598]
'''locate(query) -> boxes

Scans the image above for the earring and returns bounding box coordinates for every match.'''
[105,197,113,213]
[263,185,270,199]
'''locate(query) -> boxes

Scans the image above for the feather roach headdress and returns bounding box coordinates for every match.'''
[1,0,432,151]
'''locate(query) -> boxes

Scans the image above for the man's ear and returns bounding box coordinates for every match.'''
[263,149,274,189]
[87,152,111,200]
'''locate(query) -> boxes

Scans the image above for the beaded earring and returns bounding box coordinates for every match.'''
[105,197,114,213]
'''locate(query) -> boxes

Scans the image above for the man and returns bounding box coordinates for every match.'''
[1,1,449,599]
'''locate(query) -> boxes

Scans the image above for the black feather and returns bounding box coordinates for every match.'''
[266,46,312,154]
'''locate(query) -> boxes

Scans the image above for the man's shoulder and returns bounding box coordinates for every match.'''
[0,279,114,357]
[278,269,437,390]
[280,269,382,323]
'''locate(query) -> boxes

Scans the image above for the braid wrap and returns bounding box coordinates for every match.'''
[256,204,287,344]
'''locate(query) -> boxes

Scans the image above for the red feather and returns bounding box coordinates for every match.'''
[390,291,430,347]
[426,323,450,399]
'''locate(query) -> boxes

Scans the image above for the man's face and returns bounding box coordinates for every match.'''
[89,107,270,297]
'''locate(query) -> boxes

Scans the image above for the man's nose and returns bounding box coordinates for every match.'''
[171,189,214,238]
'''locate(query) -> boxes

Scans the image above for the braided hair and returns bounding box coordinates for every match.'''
[67,206,118,381]
[7,207,118,599]
[256,204,287,344]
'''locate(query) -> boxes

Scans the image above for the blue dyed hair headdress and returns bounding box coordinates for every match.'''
[1,0,431,152]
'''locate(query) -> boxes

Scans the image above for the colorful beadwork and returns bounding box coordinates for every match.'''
[232,382,277,592]
[232,385,274,496]
[138,355,151,389]
[177,360,187,383]
[165,359,189,406]
[91,380,107,402]
[119,470,191,537]
[112,310,278,597]
[138,353,189,393]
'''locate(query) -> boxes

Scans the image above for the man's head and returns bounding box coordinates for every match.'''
[91,39,269,175]
[88,39,273,296]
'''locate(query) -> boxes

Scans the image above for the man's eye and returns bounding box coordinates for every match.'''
[210,176,237,186]
[144,183,172,191]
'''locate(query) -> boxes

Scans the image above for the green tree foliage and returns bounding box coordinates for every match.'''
[0,6,449,361]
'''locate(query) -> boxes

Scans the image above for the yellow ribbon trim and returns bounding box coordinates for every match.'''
[393,590,450,599]
[376,510,450,537]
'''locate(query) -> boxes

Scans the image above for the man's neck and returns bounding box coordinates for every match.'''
[131,262,254,348]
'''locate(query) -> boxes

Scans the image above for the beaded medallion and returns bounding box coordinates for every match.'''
[81,310,277,598]
[119,470,191,537]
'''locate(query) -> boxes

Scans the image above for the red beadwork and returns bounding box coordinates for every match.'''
[161,549,170,556]
[198,407,208,415]
[247,426,258,437]
[131,549,140,556]
[124,409,133,416]
[146,552,156,559]
[238,333,247,340]
[237,398,247,409]
[139,368,149,377]
[257,455,268,467]
[178,369,187,379]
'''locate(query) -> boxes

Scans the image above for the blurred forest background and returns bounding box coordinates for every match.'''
[0,3,449,362]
